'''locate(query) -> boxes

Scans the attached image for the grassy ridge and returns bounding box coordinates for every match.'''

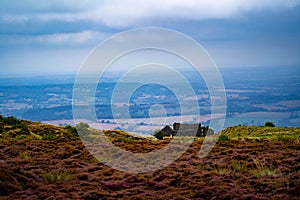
[0,115,79,141]
[220,125,300,140]
[0,115,154,143]
[2,115,300,142]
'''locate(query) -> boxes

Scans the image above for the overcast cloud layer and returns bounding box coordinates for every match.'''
[0,0,300,74]
[1,0,299,26]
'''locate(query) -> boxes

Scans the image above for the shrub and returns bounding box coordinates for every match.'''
[42,134,58,140]
[66,125,78,137]
[15,123,28,129]
[3,116,19,126]
[124,137,134,143]
[218,134,230,141]
[76,122,90,136]
[0,115,28,129]
[76,122,89,129]
[18,127,30,135]
[15,134,29,140]
[265,121,275,127]
[153,130,165,140]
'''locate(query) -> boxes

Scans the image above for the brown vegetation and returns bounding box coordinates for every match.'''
[0,117,299,199]
[0,139,299,199]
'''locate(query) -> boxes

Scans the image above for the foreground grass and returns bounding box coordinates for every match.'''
[1,128,299,199]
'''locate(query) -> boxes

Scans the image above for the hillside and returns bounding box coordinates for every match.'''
[0,115,150,143]
[0,116,300,199]
[220,125,300,140]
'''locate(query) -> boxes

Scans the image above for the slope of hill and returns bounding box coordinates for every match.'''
[220,125,300,140]
[1,116,300,199]
[0,115,150,143]
[0,115,79,141]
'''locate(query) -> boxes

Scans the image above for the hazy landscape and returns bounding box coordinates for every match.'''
[1,66,299,135]
[1,65,299,199]
[1,1,300,199]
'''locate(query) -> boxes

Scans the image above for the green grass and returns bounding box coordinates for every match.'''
[41,134,58,140]
[124,137,135,143]
[0,116,81,142]
[219,126,300,140]
[218,134,230,141]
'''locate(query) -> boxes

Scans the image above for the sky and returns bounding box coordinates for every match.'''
[0,0,300,75]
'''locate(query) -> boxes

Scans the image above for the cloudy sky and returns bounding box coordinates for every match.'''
[0,0,300,75]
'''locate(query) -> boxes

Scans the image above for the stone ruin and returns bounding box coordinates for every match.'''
[161,122,214,137]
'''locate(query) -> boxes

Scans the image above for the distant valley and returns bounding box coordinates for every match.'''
[1,66,299,135]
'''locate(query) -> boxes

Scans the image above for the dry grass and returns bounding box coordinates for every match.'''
[19,151,32,159]
[251,158,279,177]
[42,170,76,183]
